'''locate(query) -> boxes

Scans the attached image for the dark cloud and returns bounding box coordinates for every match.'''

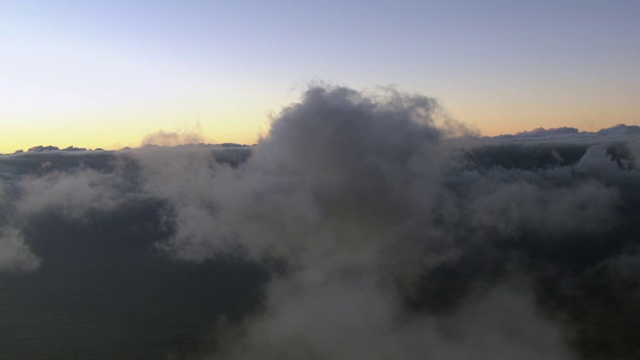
[494,123,640,142]
[0,86,639,359]
[27,145,60,152]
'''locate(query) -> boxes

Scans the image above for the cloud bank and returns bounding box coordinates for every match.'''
[1,86,639,359]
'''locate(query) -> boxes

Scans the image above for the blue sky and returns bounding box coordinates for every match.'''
[2,0,639,152]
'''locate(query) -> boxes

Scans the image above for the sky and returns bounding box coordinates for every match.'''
[2,0,639,154]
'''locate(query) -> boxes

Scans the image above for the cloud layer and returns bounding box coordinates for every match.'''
[1,86,639,359]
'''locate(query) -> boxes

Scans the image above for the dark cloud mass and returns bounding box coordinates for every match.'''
[1,86,640,359]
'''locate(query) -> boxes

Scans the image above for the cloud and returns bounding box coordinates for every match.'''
[15,168,124,220]
[142,129,204,147]
[467,179,619,238]
[494,123,640,143]
[1,85,639,358]
[142,86,586,358]
[575,144,624,182]
[0,227,41,272]
[209,273,571,360]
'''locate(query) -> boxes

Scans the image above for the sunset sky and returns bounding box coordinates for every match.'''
[2,0,639,153]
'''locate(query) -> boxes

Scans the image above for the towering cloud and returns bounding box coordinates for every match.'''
[0,86,639,359]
